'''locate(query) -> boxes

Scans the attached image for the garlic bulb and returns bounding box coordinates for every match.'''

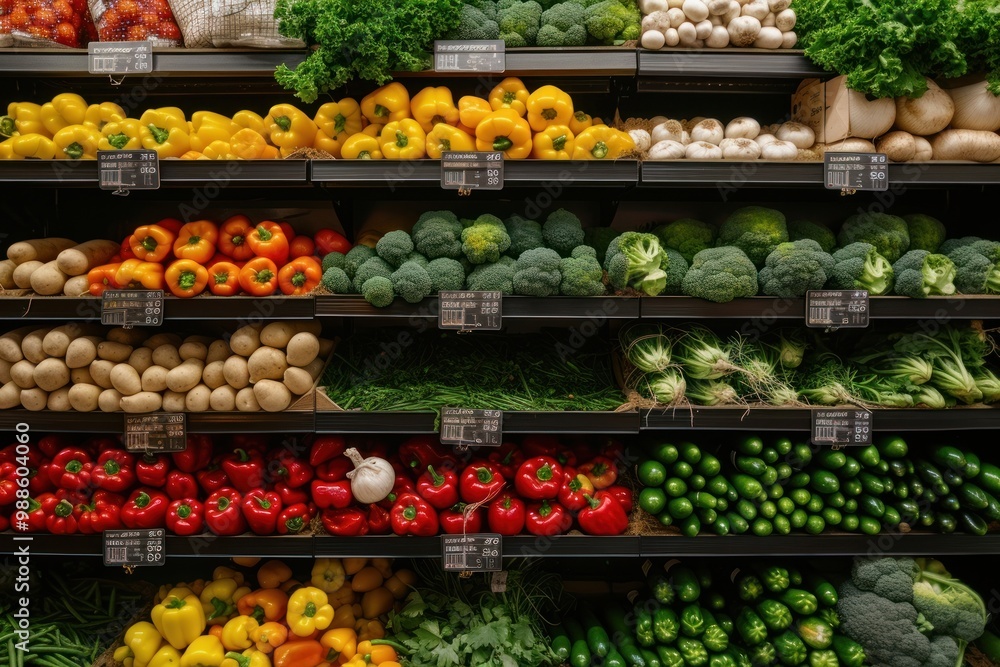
[647,140,687,160]
[629,129,653,152]
[691,118,725,145]
[761,12,776,26]
[754,133,778,147]
[930,129,1000,162]
[685,141,724,159]
[650,115,670,125]
[652,120,686,144]
[913,136,934,161]
[754,26,782,48]
[767,0,790,11]
[775,8,795,30]
[722,0,740,23]
[780,30,797,48]
[667,7,686,27]
[741,0,769,20]
[725,117,761,139]
[677,21,698,44]
[946,78,1000,132]
[894,78,954,135]
[641,0,669,11]
[844,88,896,139]
[875,131,917,162]
[642,11,672,32]
[825,138,877,153]
[721,137,762,159]
[728,16,761,46]
[776,121,815,149]
[707,0,730,13]
[761,140,798,159]
[344,447,395,504]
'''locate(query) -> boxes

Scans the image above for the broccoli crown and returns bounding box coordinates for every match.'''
[321,266,353,294]
[837,212,910,264]
[404,252,429,268]
[653,218,717,264]
[787,219,837,253]
[852,556,919,602]
[461,214,512,264]
[947,240,1000,294]
[467,260,515,294]
[938,236,984,256]
[559,252,605,296]
[352,257,394,292]
[893,250,957,298]
[584,227,620,265]
[425,257,466,292]
[662,247,689,295]
[537,1,587,45]
[583,0,640,43]
[390,261,434,304]
[543,208,586,257]
[513,247,563,296]
[504,215,546,258]
[446,4,501,40]
[757,239,835,298]
[830,242,895,295]
[412,213,464,260]
[717,206,789,268]
[498,0,543,45]
[604,231,668,296]
[904,214,947,253]
[321,251,348,273]
[837,581,931,667]
[375,229,416,268]
[681,246,758,303]
[343,244,377,279]
[467,0,498,20]
[571,244,597,259]
[912,567,987,643]
[361,276,394,308]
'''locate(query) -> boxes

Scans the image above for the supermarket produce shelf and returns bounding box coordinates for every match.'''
[637,49,827,82]
[310,159,639,187]
[0,159,309,185]
[639,295,1000,319]
[0,295,314,320]
[640,534,1000,556]
[640,406,1000,431]
[314,295,641,319]
[315,410,640,434]
[0,48,307,76]
[0,410,315,433]
[313,535,644,558]
[0,533,314,557]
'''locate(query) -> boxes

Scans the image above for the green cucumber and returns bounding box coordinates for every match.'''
[964,451,981,478]
[978,463,1000,495]
[858,515,881,535]
[936,512,957,534]
[736,455,768,476]
[774,438,794,456]
[857,445,880,468]
[840,514,859,531]
[580,608,611,657]
[956,482,990,510]
[726,512,750,534]
[857,472,885,495]
[761,447,779,465]
[732,474,764,500]
[839,457,861,478]
[858,494,885,518]
[815,450,846,470]
[697,453,721,477]
[551,625,572,661]
[809,470,838,494]
[956,510,988,536]
[563,618,592,667]
[876,436,908,459]
[773,513,791,535]
[737,436,764,456]
[679,442,702,465]
[665,477,689,498]
[930,446,967,473]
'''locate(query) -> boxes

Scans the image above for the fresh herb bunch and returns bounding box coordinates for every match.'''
[274,0,464,103]
[956,0,1000,95]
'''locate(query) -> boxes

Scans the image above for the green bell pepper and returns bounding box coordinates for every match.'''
[756,600,793,633]
[653,608,679,644]
[795,617,833,650]
[816,609,839,630]
[773,630,807,666]
[737,574,765,601]
[830,636,865,667]
[671,566,702,602]
[736,607,769,646]
[709,651,738,667]
[649,573,676,605]
[714,612,734,636]
[777,589,818,616]
[676,637,708,667]
[807,650,838,667]
[681,604,706,637]
[702,624,729,653]
[755,566,790,593]
[657,646,685,667]
[750,642,777,666]
[635,606,656,648]
[730,646,752,667]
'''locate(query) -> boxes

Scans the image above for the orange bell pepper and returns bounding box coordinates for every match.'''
[129,224,176,263]
[237,589,289,624]
[289,236,316,259]
[157,218,184,234]
[277,257,322,296]
[165,259,209,298]
[357,640,397,664]
[272,639,325,667]
[238,257,279,296]
[246,222,289,265]
[278,222,296,241]
[173,220,219,264]
[88,263,122,296]
[250,621,288,655]
[207,259,241,297]
[218,215,256,262]
[230,128,270,160]
[114,259,165,290]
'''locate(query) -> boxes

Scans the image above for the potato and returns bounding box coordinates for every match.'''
[66,336,102,369]
[43,324,88,357]
[128,347,154,375]
[110,364,142,396]
[62,274,90,297]
[0,326,35,363]
[20,387,48,411]
[10,360,36,389]
[98,388,123,412]
[304,357,326,380]
[183,335,215,348]
[166,359,204,393]
[223,356,250,389]
[141,365,169,392]
[206,340,230,364]
[71,367,95,385]
[108,327,150,346]
[57,239,120,276]
[179,341,209,361]
[285,332,320,367]
[33,358,70,392]
[202,360,226,389]
[0,259,16,289]
[229,324,262,356]
[7,238,76,265]
[260,321,322,349]
[253,379,292,412]
[12,260,44,289]
[46,387,72,411]
[142,332,183,350]
[209,385,237,411]
[152,345,182,370]
[248,346,287,383]
[68,383,102,412]
[162,390,187,413]
[283,367,314,396]
[121,391,163,413]
[21,328,52,364]
[0,381,22,409]
[97,341,133,363]
[185,384,212,412]
[89,360,116,389]
[29,259,68,296]
[235,387,260,412]
[0,359,11,384]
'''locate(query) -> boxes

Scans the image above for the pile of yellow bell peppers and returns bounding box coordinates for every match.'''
[113,558,416,667]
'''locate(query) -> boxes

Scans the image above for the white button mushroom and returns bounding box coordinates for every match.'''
[641,29,667,49]
[775,8,795,30]
[754,25,783,48]
[695,19,714,39]
[705,24,731,47]
[780,30,797,48]
[682,0,710,21]
[741,0,769,20]
[727,15,761,46]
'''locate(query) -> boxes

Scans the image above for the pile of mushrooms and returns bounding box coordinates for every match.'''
[628,117,818,160]
[639,0,798,50]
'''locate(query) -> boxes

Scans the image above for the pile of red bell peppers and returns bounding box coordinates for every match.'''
[1,433,632,537]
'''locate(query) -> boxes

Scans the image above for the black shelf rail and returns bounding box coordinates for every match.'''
[0,159,309,185]
[315,410,641,435]
[0,295,314,321]
[639,295,1000,320]
[0,48,307,76]
[314,295,641,319]
[640,534,1000,556]
[641,406,1000,431]
[0,410,315,433]
[310,159,639,187]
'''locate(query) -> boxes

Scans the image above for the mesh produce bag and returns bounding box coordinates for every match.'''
[168,0,303,48]
[89,0,182,45]
[0,0,97,48]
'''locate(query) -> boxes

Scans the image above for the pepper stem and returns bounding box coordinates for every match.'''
[292,270,307,287]
[176,504,192,519]
[552,135,567,151]
[147,124,169,144]
[274,115,291,131]
[64,142,84,159]
[134,492,150,508]
[536,464,553,482]
[104,460,121,475]
[541,108,557,120]
[493,136,513,151]
[475,467,494,483]
[285,516,304,533]
[591,141,609,159]
[583,493,601,509]
[178,270,197,290]
[395,130,408,148]
[254,495,272,510]
[403,505,417,521]
[428,465,445,487]
[107,133,129,149]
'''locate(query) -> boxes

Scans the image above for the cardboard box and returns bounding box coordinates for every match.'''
[792,75,864,144]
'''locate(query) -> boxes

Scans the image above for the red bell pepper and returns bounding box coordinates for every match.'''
[195,462,230,495]
[577,491,629,536]
[0,462,18,505]
[46,498,79,534]
[83,436,119,457]
[136,453,170,488]
[120,487,170,529]
[488,442,525,481]
[459,462,505,504]
[601,438,626,461]
[205,487,247,536]
[311,480,353,510]
[555,445,578,469]
[242,489,282,535]
[525,500,573,536]
[166,498,204,536]
[47,447,93,492]
[488,493,525,536]
[172,434,214,473]
[91,449,136,493]
[558,468,595,512]
[277,502,310,535]
[77,493,124,534]
[308,435,346,467]
[232,434,270,453]
[275,482,308,506]
[377,474,416,510]
[521,435,561,459]
[38,434,72,458]
[440,503,485,534]
[220,448,265,493]
[12,493,58,532]
[315,458,353,482]
[166,470,200,501]
[570,439,599,463]
[0,444,43,466]
[579,456,618,489]
[416,465,459,510]
[321,507,369,536]
[313,228,351,256]
[398,436,455,473]
[390,493,439,536]
[515,457,564,501]
[604,485,633,514]
[367,504,392,534]
[268,451,313,489]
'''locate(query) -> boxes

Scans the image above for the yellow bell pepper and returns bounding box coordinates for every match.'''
[258,560,293,589]
[84,102,126,132]
[313,98,363,159]
[53,124,100,160]
[356,640,397,665]
[180,151,210,159]
[572,125,635,160]
[531,125,575,160]
[187,580,208,596]
[221,616,259,652]
[214,567,245,584]
[230,129,273,159]
[489,77,530,117]
[379,120,426,160]
[250,622,287,655]
[7,134,58,159]
[310,558,346,593]
[0,139,23,160]
[341,134,383,160]
[203,140,238,160]
[457,96,493,130]
[475,109,532,159]
[180,635,226,667]
[221,648,271,667]
[287,586,334,637]
[152,592,208,650]
[232,557,261,568]
[357,619,386,643]
[425,123,476,159]
[363,124,383,138]
[410,86,460,133]
[568,110,594,135]
[149,645,184,667]
[592,117,606,126]
[40,93,88,136]
[189,112,240,153]
[328,585,356,608]
[201,578,252,626]
[343,658,367,667]
[361,82,411,125]
[140,108,191,158]
[526,85,574,133]
[265,103,316,158]
[328,602,356,630]
[100,119,144,151]
[118,622,164,667]
[4,103,47,138]
[321,628,357,664]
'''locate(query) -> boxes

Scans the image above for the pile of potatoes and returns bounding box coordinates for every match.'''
[0,320,334,413]
[0,237,120,296]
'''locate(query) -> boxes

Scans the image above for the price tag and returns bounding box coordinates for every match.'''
[98,150,160,191]
[103,528,165,567]
[440,409,503,448]
[102,289,165,327]
[438,290,502,330]
[806,290,869,329]
[124,413,186,452]
[441,151,503,191]
[88,40,153,74]
[441,533,502,572]
[811,409,873,447]
[434,40,505,72]
[824,152,888,191]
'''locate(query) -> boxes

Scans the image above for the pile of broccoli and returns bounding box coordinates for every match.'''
[445,0,640,46]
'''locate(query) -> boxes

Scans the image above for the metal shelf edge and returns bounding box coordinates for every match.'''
[641,407,1000,431]
[315,295,640,319]
[640,534,1000,556]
